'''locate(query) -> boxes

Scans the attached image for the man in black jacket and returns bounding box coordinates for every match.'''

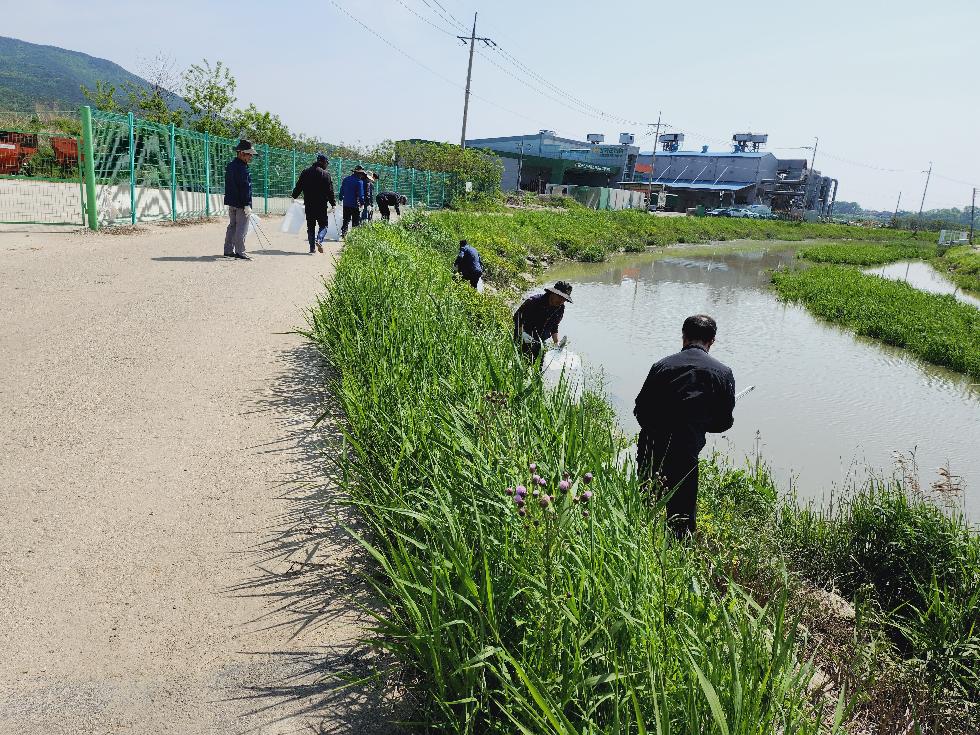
[223,139,257,260]
[634,314,735,537]
[291,153,336,254]
[513,281,573,360]
[375,191,407,221]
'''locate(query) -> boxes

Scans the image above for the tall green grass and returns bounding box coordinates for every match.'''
[309,223,834,733]
[797,240,937,265]
[771,265,980,377]
[779,483,980,727]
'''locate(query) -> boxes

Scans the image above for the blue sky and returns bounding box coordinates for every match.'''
[7,0,979,210]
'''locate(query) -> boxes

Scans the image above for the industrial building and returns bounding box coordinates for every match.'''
[633,132,838,215]
[465,130,639,191]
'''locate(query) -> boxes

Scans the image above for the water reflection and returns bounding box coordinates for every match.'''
[547,244,980,516]
[865,261,980,308]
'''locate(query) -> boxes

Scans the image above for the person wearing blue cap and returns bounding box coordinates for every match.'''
[291,153,336,253]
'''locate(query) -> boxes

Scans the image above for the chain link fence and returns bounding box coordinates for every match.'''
[88,109,454,227]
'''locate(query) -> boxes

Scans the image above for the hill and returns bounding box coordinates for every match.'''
[0,35,151,112]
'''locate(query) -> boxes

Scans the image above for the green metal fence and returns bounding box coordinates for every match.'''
[0,129,86,226]
[86,107,454,228]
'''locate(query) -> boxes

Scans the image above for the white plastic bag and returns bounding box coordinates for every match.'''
[475,277,485,293]
[323,209,342,241]
[541,347,584,401]
[280,200,305,234]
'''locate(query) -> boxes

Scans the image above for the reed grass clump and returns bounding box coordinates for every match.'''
[308,222,833,733]
[770,265,980,377]
[937,245,980,295]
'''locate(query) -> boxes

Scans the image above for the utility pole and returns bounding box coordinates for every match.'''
[918,161,932,216]
[970,187,976,245]
[893,191,902,220]
[648,111,662,210]
[457,13,494,149]
[809,136,819,170]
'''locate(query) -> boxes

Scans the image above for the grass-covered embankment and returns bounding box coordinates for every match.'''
[780,483,980,728]
[937,245,980,295]
[308,222,834,733]
[771,265,980,378]
[429,208,934,286]
[797,241,937,265]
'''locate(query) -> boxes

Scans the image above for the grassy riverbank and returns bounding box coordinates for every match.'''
[771,265,980,378]
[428,209,934,286]
[938,245,980,294]
[309,223,831,733]
[309,217,979,732]
[797,241,937,265]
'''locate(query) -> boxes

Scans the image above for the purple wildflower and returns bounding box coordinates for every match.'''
[539,495,551,508]
[529,463,537,472]
[558,480,570,491]
[515,485,527,496]
[583,472,594,485]
[519,507,527,517]
[582,510,590,519]
[537,477,547,487]
[505,487,514,496]
[532,488,540,497]
[581,490,593,504]
[515,496,525,507]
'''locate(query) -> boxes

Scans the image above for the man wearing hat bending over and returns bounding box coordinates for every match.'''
[338,166,366,237]
[634,314,735,538]
[513,281,573,360]
[223,139,257,260]
[375,191,407,222]
[291,153,336,253]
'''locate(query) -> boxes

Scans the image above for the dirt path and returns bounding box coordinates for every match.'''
[0,220,391,734]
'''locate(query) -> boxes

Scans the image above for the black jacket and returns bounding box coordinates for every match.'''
[292,164,336,210]
[513,293,564,343]
[376,192,401,213]
[634,345,735,456]
[224,157,252,208]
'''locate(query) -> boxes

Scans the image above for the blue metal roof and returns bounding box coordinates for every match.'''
[662,181,754,191]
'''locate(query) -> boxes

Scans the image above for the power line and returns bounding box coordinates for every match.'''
[328,0,543,126]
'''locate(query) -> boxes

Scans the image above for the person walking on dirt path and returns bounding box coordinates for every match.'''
[633,314,735,538]
[453,239,484,288]
[223,139,258,260]
[513,281,573,360]
[375,191,407,222]
[339,166,366,237]
[291,152,336,254]
[359,170,376,222]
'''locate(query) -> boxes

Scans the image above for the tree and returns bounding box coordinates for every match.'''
[392,140,503,198]
[230,104,293,149]
[183,59,237,137]
[80,80,121,112]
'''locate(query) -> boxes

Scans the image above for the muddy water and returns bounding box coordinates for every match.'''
[546,243,980,516]
[864,260,980,308]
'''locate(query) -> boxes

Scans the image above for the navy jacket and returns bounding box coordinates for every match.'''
[513,293,565,343]
[291,164,336,210]
[363,179,374,206]
[454,243,483,280]
[339,174,365,207]
[634,345,735,456]
[224,157,252,208]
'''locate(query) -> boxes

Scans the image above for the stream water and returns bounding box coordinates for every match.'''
[545,243,980,517]
[864,260,980,308]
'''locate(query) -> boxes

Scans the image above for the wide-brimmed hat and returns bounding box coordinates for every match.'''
[362,170,377,181]
[235,139,258,154]
[353,164,365,172]
[545,280,573,303]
